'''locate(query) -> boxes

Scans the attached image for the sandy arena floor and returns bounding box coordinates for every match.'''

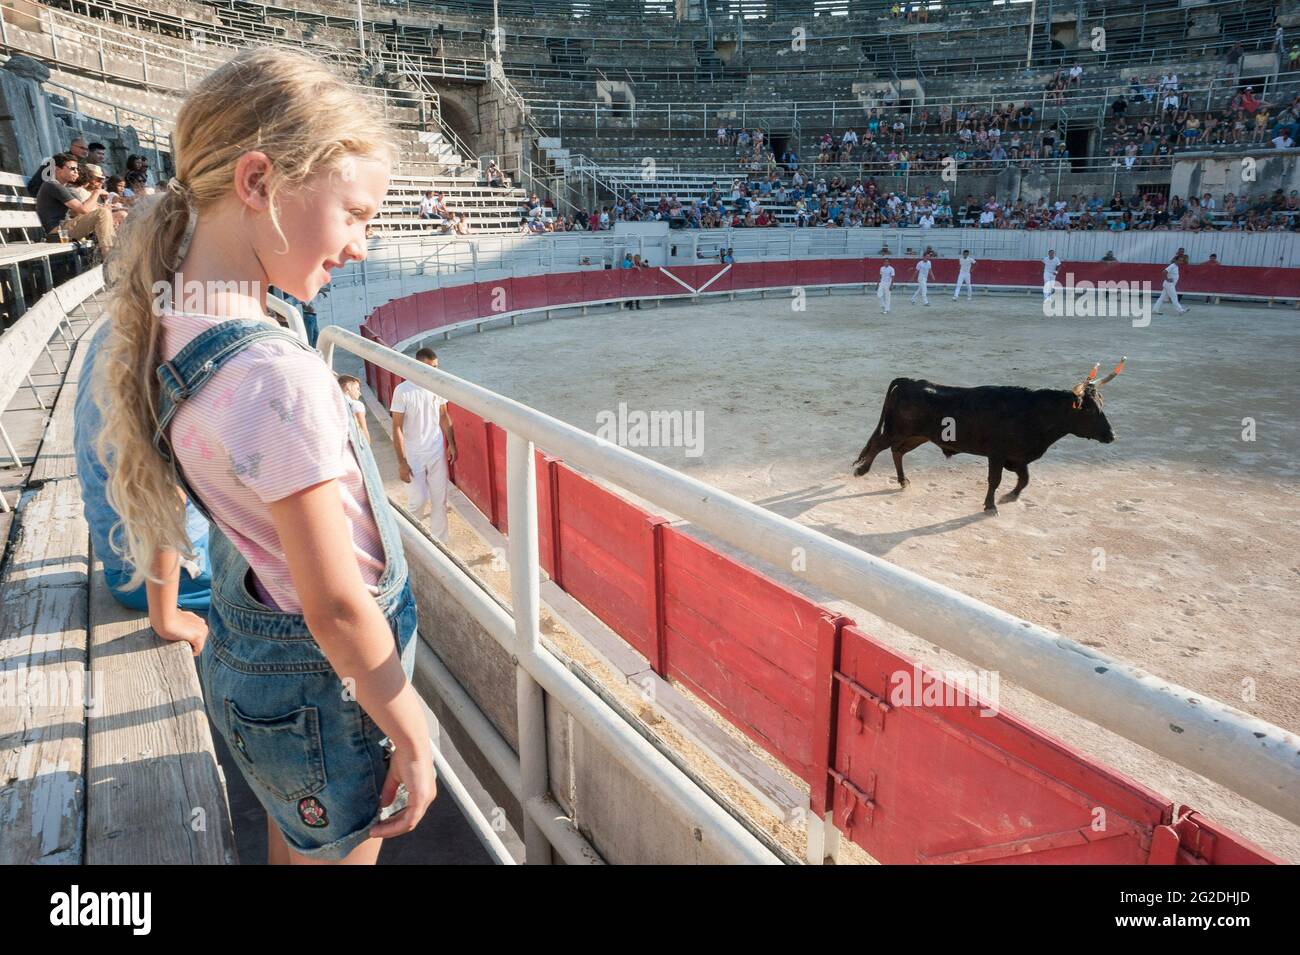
[401,287,1300,860]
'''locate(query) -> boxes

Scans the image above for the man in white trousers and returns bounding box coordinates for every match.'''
[391,348,458,542]
[877,259,895,314]
[910,252,932,305]
[1154,256,1189,314]
[1042,248,1062,303]
[953,250,976,299]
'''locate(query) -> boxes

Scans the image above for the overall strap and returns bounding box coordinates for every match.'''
[153,319,314,521]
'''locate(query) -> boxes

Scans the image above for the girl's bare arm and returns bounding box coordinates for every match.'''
[269,479,427,754]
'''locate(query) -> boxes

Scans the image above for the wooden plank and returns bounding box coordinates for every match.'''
[0,209,41,230]
[85,550,238,864]
[53,267,103,315]
[0,294,65,410]
[28,326,93,486]
[0,479,90,864]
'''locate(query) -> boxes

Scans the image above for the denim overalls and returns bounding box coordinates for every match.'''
[153,318,419,860]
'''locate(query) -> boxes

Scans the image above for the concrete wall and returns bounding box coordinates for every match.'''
[406,543,748,864]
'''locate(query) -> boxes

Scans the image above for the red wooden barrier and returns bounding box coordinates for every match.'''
[553,462,662,664]
[446,404,493,520]
[512,274,551,312]
[415,288,445,329]
[829,622,1172,864]
[478,278,514,320]
[660,526,832,782]
[1173,807,1285,865]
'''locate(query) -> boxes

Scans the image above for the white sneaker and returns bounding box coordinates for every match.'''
[1177,307,1188,314]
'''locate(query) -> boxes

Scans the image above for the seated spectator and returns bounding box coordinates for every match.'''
[419,189,439,220]
[125,154,155,187]
[28,137,88,197]
[36,153,115,251]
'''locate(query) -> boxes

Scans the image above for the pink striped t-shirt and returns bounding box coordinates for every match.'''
[159,309,385,613]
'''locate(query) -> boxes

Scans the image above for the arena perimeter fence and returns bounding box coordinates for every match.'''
[342,252,1300,864]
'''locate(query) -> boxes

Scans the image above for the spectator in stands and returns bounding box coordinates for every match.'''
[87,142,107,168]
[125,154,155,188]
[418,190,438,219]
[1272,129,1294,149]
[102,174,131,227]
[485,160,503,187]
[27,137,88,197]
[1226,42,1245,73]
[36,153,116,251]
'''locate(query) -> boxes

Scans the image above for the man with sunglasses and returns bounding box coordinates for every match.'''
[35,154,116,252]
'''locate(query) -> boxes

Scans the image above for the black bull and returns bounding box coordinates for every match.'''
[852,377,1117,512]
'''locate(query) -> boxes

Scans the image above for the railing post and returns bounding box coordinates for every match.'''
[46,8,59,60]
[505,432,553,865]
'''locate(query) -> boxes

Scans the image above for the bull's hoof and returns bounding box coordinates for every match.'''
[984,503,999,514]
[897,478,910,489]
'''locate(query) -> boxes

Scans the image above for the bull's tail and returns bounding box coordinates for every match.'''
[852,377,908,476]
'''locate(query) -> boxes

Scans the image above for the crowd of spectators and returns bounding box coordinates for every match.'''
[1102,76,1300,169]
[537,179,1300,233]
[26,137,159,254]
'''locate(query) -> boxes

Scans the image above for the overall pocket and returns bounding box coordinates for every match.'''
[224,699,328,801]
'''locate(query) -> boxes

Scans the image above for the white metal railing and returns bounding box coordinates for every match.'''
[321,327,1300,860]
[320,328,784,864]
[531,70,1295,139]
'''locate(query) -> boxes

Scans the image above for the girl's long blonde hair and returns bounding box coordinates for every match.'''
[96,46,395,590]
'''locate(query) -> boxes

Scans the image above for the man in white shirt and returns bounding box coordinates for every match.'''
[953,250,976,300]
[877,259,895,314]
[390,348,459,542]
[918,210,935,229]
[1154,257,1188,314]
[910,253,932,305]
[419,190,438,219]
[1042,249,1063,302]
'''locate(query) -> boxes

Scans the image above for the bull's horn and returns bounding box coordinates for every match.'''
[1096,357,1127,387]
[1076,362,1100,391]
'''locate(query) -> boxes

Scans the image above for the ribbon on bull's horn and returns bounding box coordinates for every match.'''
[1072,363,1101,407]
[1094,357,1127,387]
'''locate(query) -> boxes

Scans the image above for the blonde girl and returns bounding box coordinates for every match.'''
[96,47,435,865]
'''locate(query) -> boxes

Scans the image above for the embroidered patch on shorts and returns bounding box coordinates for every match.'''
[298,796,329,828]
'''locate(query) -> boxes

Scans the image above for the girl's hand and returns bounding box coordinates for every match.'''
[370,742,437,839]
[151,609,208,656]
